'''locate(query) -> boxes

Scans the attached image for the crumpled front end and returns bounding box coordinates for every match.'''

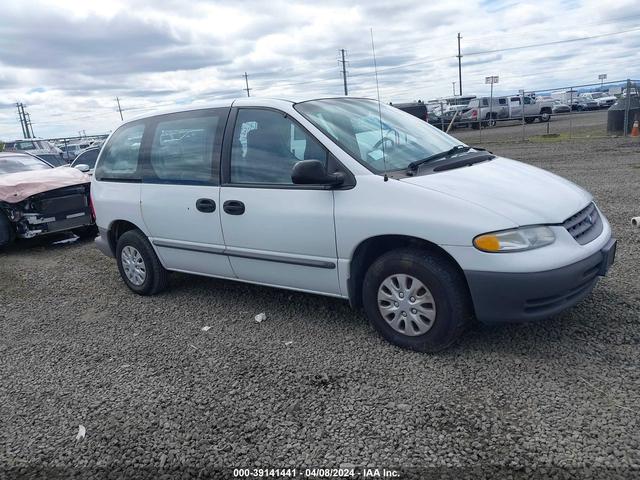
[1,184,93,239]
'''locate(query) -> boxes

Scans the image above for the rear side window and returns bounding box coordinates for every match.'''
[146,110,225,184]
[95,123,144,181]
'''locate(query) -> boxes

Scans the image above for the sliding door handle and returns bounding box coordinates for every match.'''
[223,200,245,215]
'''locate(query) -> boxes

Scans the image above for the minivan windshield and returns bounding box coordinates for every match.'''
[295,98,462,173]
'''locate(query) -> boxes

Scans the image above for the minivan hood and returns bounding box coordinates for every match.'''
[401,157,591,225]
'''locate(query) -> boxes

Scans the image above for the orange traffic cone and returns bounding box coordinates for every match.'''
[632,120,640,137]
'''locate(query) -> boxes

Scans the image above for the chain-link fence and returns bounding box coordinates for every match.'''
[424,78,640,144]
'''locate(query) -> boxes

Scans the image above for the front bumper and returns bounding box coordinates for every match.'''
[465,238,616,324]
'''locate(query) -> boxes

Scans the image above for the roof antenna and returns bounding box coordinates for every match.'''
[370,28,388,182]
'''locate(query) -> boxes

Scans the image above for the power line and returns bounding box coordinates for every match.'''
[465,26,640,57]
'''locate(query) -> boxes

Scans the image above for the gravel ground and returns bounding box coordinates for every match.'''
[1,136,640,479]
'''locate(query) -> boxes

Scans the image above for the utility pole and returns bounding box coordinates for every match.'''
[19,104,31,138]
[16,103,27,139]
[339,49,348,96]
[457,33,463,96]
[25,112,35,138]
[243,72,251,97]
[116,97,124,121]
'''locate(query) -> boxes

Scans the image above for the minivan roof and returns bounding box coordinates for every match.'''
[122,96,363,124]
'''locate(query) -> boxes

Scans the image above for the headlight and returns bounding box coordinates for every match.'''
[473,226,555,253]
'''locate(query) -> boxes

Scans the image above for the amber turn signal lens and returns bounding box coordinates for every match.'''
[474,234,500,252]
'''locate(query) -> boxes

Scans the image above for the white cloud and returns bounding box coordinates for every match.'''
[0,0,638,139]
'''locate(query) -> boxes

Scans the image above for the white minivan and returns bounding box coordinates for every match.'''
[92,97,616,352]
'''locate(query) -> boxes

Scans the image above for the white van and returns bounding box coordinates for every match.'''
[91,97,616,352]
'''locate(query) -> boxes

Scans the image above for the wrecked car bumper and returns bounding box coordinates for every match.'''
[1,184,94,239]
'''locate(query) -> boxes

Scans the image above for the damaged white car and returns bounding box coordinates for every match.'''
[0,152,97,249]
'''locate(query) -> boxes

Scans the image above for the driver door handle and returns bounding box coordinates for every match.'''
[195,198,216,213]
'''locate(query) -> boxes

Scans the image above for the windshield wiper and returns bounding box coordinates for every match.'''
[408,145,471,171]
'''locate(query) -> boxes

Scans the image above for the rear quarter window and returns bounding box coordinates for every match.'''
[95,123,145,181]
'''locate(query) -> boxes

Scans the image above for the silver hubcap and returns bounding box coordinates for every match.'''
[121,246,146,286]
[377,274,436,336]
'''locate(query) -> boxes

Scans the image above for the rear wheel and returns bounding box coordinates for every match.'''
[116,229,169,295]
[362,248,471,352]
[539,111,551,122]
[0,212,15,249]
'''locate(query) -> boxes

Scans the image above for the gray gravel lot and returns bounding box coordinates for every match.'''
[1,136,640,479]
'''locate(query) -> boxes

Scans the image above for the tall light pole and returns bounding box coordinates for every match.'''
[598,73,607,89]
[457,33,463,96]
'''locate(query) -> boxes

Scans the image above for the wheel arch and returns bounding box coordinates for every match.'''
[347,234,470,309]
[107,219,143,255]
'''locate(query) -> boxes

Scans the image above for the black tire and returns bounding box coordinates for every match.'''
[471,122,479,130]
[484,114,496,127]
[0,211,15,250]
[362,248,472,352]
[539,110,551,122]
[116,229,169,295]
[524,117,535,124]
[72,225,99,239]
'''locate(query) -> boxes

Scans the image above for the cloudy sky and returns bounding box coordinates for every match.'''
[1,0,639,139]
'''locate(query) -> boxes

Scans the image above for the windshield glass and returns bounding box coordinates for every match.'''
[0,155,51,174]
[295,98,461,172]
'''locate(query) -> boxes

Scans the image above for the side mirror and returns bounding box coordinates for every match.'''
[291,160,344,186]
[74,164,90,173]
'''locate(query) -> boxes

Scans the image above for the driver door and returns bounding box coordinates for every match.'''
[219,108,340,295]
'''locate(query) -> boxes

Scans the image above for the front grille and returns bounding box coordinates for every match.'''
[563,202,603,245]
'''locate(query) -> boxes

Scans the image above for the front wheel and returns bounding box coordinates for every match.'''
[362,248,471,352]
[116,229,169,295]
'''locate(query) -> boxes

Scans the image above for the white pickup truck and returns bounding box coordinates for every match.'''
[460,95,554,128]
[508,95,554,123]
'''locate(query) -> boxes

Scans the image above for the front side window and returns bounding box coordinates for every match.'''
[230,109,326,184]
[147,111,223,184]
[95,123,144,181]
[295,98,460,173]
